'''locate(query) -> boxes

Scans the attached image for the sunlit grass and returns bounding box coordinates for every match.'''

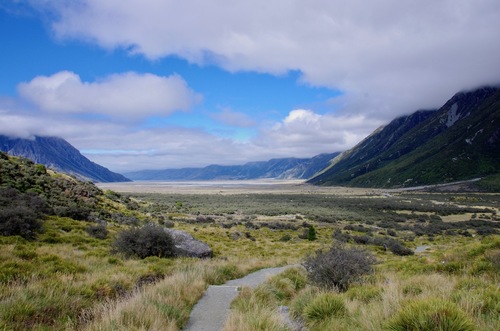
[1,190,499,330]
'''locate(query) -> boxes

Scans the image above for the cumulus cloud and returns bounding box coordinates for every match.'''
[209,108,256,127]
[17,71,201,118]
[37,0,500,118]
[1,99,369,172]
[253,109,381,157]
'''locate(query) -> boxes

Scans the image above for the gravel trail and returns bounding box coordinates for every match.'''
[183,266,294,331]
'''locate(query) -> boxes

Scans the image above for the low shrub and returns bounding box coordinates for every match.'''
[85,223,108,239]
[112,223,176,259]
[0,188,46,239]
[303,244,376,291]
[279,234,292,242]
[386,239,414,256]
[386,299,474,331]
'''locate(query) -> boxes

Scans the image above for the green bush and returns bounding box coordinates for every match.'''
[0,188,45,239]
[307,225,317,241]
[85,223,108,239]
[112,223,176,259]
[387,239,414,256]
[386,299,474,331]
[303,244,376,291]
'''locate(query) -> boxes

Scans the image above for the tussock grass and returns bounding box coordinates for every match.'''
[1,188,499,330]
[303,292,348,321]
[386,298,475,331]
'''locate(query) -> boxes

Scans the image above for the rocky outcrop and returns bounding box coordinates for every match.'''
[165,229,213,258]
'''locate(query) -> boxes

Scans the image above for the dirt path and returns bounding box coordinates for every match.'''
[182,266,295,331]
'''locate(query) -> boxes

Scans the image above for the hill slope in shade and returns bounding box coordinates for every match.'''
[309,86,500,188]
[125,153,339,181]
[0,135,130,183]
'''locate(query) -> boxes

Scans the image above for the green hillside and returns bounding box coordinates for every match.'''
[309,87,500,188]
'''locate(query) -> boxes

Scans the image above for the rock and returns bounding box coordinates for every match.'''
[165,229,213,258]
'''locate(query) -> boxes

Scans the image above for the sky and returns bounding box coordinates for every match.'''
[1,1,499,173]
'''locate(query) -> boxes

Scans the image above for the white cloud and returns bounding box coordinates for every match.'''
[253,109,381,157]
[37,0,500,118]
[17,71,201,118]
[1,101,369,172]
[209,108,256,127]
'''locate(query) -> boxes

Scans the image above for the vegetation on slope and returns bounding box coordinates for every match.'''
[309,87,500,188]
[1,152,499,330]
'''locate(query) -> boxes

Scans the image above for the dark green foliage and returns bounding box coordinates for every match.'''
[307,225,317,241]
[334,229,414,256]
[0,153,104,221]
[386,239,414,256]
[303,244,376,291]
[0,188,46,239]
[85,224,108,239]
[112,223,176,259]
[133,192,491,224]
[475,174,500,192]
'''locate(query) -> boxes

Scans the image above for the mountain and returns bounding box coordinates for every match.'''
[125,153,339,181]
[308,86,500,187]
[0,135,130,182]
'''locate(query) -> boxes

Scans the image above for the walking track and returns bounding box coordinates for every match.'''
[183,266,294,331]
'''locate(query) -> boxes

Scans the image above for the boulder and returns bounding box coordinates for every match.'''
[165,229,213,258]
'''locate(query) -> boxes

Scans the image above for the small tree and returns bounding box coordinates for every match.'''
[307,225,317,241]
[303,244,376,291]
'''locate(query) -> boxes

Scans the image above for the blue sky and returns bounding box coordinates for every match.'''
[1,1,499,172]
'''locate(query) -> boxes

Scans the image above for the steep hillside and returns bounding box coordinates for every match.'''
[0,135,130,182]
[0,152,141,238]
[309,86,500,187]
[125,153,339,180]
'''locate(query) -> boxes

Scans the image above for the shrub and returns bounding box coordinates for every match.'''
[279,234,292,242]
[386,239,414,256]
[303,292,347,322]
[85,224,108,239]
[303,244,376,291]
[386,299,474,331]
[0,188,46,239]
[112,223,176,259]
[307,225,317,241]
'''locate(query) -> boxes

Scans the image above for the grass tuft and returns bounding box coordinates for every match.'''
[386,298,475,331]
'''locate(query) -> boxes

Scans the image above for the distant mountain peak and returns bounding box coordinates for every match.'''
[0,135,130,183]
[125,153,340,181]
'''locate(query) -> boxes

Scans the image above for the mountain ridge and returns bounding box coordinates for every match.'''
[0,135,130,183]
[125,153,339,181]
[308,86,500,187]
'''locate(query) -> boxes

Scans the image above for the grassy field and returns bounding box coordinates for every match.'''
[1,181,499,330]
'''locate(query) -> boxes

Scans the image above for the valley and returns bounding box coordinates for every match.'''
[0,153,499,331]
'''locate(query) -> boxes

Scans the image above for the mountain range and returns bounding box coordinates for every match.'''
[308,86,500,187]
[125,153,339,180]
[1,86,498,187]
[0,135,130,183]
